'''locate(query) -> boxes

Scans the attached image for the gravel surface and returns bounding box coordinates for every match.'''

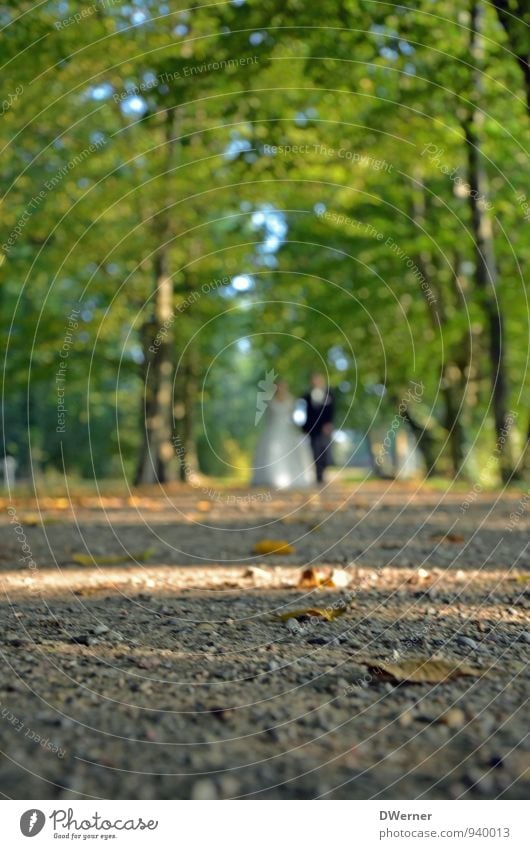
[1,481,528,799]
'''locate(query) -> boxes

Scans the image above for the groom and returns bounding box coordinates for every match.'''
[302,373,335,484]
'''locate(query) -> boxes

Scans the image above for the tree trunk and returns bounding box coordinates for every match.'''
[393,427,416,479]
[134,251,176,484]
[465,1,518,482]
[492,0,530,114]
[134,110,180,485]
[411,177,470,477]
[173,346,199,482]
[441,364,467,475]
[400,403,439,476]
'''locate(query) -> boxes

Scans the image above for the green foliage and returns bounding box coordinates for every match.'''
[1,0,528,480]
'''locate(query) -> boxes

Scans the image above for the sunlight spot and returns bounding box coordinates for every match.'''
[232,275,254,292]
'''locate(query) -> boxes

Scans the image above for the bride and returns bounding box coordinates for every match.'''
[251,378,314,489]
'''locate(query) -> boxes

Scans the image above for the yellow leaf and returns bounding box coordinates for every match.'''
[253,539,295,555]
[72,547,156,566]
[363,656,481,684]
[21,514,60,526]
[277,606,347,622]
[47,497,70,509]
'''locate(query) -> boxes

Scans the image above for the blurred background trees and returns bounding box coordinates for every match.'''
[1,0,528,486]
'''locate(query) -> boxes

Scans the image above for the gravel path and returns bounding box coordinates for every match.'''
[1,481,528,799]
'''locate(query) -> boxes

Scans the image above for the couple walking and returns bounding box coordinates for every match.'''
[251,373,335,490]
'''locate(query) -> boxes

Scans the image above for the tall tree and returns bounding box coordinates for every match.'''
[464,1,518,481]
[493,0,530,113]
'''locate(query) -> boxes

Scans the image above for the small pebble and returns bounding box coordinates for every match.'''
[191,779,218,800]
[71,634,92,646]
[439,708,466,729]
[398,710,414,728]
[219,776,240,797]
[456,636,478,650]
[465,770,494,793]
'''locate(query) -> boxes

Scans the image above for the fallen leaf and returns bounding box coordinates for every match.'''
[431,533,465,544]
[276,606,347,622]
[73,584,117,596]
[21,514,60,526]
[72,547,156,566]
[48,497,70,510]
[363,656,481,684]
[253,539,295,555]
[298,567,327,588]
[407,568,432,585]
[297,567,351,589]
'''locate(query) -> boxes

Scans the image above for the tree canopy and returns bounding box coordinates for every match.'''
[1,0,529,484]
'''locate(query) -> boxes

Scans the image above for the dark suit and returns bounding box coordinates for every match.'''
[302,388,335,483]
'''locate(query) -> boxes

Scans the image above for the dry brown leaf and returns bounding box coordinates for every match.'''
[253,539,295,555]
[73,584,118,596]
[277,606,347,622]
[407,568,432,585]
[298,567,327,588]
[431,533,465,544]
[298,567,351,589]
[363,656,480,684]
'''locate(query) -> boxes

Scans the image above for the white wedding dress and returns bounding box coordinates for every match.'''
[251,397,314,489]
